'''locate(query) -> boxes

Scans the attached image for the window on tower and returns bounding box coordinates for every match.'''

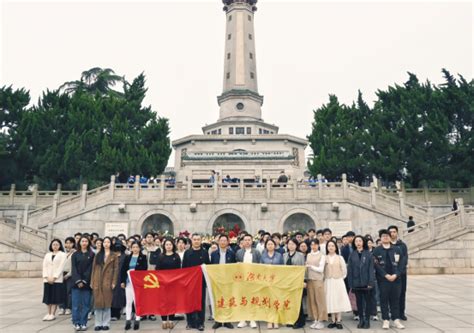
[228,34,231,40]
[236,127,245,135]
[248,15,252,21]
[228,15,232,21]
[229,127,234,135]
[248,33,252,40]
[227,53,231,59]
[246,127,252,134]
[250,72,254,79]
[249,52,253,59]
[226,72,230,79]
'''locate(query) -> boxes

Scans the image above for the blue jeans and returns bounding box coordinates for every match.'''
[72,288,91,326]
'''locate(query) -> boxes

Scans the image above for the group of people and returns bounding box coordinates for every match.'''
[41,226,409,331]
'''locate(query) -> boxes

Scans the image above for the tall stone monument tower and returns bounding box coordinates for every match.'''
[173,0,307,182]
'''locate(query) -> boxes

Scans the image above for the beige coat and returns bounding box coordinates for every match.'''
[42,251,67,283]
[91,251,119,308]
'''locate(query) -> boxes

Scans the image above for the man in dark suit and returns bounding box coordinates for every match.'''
[210,234,236,329]
[183,233,211,331]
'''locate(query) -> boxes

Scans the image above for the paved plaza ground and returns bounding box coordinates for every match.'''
[0,275,472,333]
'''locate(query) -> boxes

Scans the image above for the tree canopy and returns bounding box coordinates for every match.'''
[1,67,171,190]
[308,69,473,188]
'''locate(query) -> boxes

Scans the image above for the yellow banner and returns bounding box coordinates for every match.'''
[203,263,305,324]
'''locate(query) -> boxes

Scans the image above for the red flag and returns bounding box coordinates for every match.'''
[129,266,203,316]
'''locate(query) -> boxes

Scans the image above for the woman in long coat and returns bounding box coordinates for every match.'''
[91,237,119,330]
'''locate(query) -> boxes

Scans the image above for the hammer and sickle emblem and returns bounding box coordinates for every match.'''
[143,273,160,289]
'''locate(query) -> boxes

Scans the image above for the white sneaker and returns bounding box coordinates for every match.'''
[80,325,87,331]
[42,314,50,321]
[382,320,390,329]
[250,321,257,329]
[393,319,405,329]
[58,308,66,315]
[65,309,72,315]
[315,322,324,330]
[309,321,318,329]
[237,321,247,328]
[372,315,378,321]
[353,315,359,321]
[49,315,56,321]
[74,324,81,331]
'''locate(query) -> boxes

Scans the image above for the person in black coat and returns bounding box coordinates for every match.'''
[347,236,375,329]
[210,234,236,329]
[157,238,181,328]
[388,225,409,321]
[373,229,405,330]
[71,236,95,331]
[182,233,211,331]
[111,239,127,320]
[120,241,148,331]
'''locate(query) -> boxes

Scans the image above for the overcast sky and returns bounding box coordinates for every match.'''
[1,0,472,167]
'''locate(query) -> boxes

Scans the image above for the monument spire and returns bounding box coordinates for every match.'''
[218,0,263,121]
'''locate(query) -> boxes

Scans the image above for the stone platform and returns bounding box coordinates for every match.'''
[0,275,472,332]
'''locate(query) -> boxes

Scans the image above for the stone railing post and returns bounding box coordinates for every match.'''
[109,175,116,200]
[80,184,88,210]
[9,184,15,205]
[160,175,165,200]
[342,173,348,199]
[457,198,465,227]
[52,193,58,219]
[135,175,140,200]
[46,223,53,249]
[187,178,192,199]
[266,176,271,199]
[240,178,244,199]
[23,204,29,225]
[32,184,38,206]
[56,183,62,202]
[370,182,377,208]
[423,184,429,203]
[398,191,406,217]
[15,215,21,242]
[317,174,322,198]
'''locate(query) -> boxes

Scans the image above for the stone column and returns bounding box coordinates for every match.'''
[398,191,406,217]
[370,182,377,208]
[240,178,244,199]
[135,175,140,200]
[80,184,88,210]
[317,174,322,198]
[52,193,58,219]
[213,177,218,200]
[32,184,38,206]
[110,175,116,200]
[342,173,347,199]
[56,183,62,202]
[9,184,15,205]
[457,198,465,227]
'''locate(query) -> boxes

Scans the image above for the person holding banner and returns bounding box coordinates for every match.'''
[283,238,306,329]
[156,238,182,329]
[305,239,328,330]
[260,239,284,329]
[324,240,351,329]
[210,234,236,329]
[120,241,148,331]
[182,233,211,331]
[235,233,260,329]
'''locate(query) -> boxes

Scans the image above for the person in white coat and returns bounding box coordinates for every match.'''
[42,239,67,321]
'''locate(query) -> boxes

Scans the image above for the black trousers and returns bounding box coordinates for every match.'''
[399,273,407,317]
[293,294,305,326]
[186,284,206,327]
[378,278,401,321]
[354,289,373,322]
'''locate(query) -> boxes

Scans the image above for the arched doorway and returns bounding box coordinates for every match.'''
[211,213,245,235]
[141,214,174,236]
[282,213,316,233]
